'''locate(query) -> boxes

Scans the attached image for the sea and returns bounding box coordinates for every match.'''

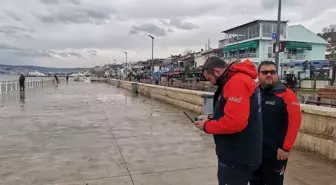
[0,75,53,82]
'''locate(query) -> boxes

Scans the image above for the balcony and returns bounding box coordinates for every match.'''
[287,54,306,60]
[224,53,258,59]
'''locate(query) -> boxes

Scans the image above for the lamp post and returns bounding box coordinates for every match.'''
[124,52,128,77]
[147,34,154,72]
[275,0,282,68]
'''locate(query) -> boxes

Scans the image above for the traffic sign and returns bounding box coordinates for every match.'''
[272,33,276,43]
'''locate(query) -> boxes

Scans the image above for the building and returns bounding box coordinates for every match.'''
[219,20,328,73]
[320,32,336,60]
[220,20,287,67]
[194,48,222,67]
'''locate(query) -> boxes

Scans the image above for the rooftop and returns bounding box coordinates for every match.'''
[221,19,288,33]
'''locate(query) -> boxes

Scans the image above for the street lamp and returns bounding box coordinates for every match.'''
[275,0,282,69]
[124,52,128,77]
[147,34,154,72]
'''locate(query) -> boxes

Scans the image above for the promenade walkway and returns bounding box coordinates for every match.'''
[0,82,335,185]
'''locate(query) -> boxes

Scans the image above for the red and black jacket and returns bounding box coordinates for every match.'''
[259,82,301,160]
[204,59,263,169]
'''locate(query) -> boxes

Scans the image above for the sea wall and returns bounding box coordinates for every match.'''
[93,78,336,161]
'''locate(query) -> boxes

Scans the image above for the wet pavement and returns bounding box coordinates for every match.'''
[0,82,335,185]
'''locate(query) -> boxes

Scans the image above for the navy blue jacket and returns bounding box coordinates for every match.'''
[204,60,263,169]
[260,82,301,160]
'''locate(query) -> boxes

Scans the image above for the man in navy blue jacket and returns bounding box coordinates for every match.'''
[195,57,263,185]
[250,61,301,185]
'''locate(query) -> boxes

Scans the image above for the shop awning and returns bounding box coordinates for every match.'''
[285,41,312,51]
[223,40,259,52]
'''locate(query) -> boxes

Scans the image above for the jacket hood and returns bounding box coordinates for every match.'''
[228,59,258,79]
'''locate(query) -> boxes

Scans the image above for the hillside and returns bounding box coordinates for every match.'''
[0,64,88,74]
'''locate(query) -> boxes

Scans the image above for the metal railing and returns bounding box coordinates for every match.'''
[0,79,55,94]
[287,54,306,60]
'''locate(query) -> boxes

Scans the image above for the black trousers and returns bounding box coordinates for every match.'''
[249,159,288,185]
[217,161,255,185]
[19,82,25,91]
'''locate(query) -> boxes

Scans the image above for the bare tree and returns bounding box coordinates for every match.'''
[322,24,336,33]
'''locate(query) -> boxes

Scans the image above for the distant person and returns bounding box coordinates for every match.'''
[250,61,301,185]
[19,74,25,91]
[194,57,262,185]
[54,75,59,84]
[66,75,69,83]
[136,74,141,82]
[285,72,297,93]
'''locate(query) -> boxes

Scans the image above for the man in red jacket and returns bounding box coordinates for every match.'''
[195,57,263,185]
[250,61,301,185]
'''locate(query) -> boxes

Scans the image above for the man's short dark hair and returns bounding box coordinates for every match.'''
[202,57,228,74]
[258,61,277,72]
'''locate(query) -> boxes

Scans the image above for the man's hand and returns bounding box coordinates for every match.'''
[194,116,208,132]
[277,148,289,160]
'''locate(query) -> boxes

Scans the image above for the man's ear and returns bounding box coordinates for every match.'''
[213,68,220,76]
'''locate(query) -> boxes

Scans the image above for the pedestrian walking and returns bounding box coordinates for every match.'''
[250,61,301,185]
[54,74,59,84]
[194,57,263,185]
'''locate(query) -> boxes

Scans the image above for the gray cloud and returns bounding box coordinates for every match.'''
[161,18,199,30]
[68,52,84,58]
[20,49,52,58]
[0,44,52,58]
[58,52,70,58]
[0,25,35,40]
[167,28,175,33]
[3,9,21,22]
[260,0,277,9]
[260,0,305,9]
[0,25,33,35]
[0,43,21,51]
[117,1,223,19]
[87,50,98,57]
[36,7,114,24]
[40,0,81,5]
[129,23,167,36]
[45,50,84,58]
[0,44,86,59]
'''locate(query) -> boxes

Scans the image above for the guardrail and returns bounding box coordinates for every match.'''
[0,79,55,94]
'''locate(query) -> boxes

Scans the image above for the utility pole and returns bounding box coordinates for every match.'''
[124,52,128,77]
[147,34,155,72]
[275,0,282,69]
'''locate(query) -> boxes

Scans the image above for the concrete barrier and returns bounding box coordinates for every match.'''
[95,78,336,161]
[295,104,336,160]
[101,78,213,115]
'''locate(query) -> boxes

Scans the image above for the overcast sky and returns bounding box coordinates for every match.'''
[0,0,335,68]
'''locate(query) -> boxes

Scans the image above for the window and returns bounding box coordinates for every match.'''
[268,43,274,58]
[263,23,272,37]
[281,24,286,38]
[248,24,260,39]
